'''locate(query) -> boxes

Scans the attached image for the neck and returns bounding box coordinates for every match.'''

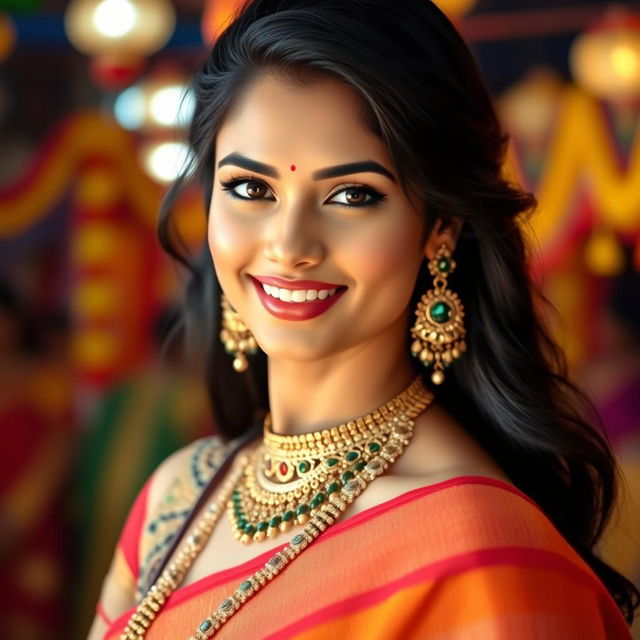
[266,316,417,436]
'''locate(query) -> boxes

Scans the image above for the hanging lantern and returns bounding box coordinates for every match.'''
[570,6,640,103]
[65,0,175,61]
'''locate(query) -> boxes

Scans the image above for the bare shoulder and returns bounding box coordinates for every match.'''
[87,435,230,639]
[366,401,512,505]
[135,434,236,587]
[145,434,229,511]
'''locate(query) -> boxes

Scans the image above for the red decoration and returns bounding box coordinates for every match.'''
[90,55,145,91]
[589,5,640,33]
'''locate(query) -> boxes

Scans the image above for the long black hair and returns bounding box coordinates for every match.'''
[158,0,639,622]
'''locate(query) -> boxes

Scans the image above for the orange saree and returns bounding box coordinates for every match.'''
[101,475,631,639]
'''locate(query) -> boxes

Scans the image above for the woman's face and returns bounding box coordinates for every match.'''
[209,72,428,363]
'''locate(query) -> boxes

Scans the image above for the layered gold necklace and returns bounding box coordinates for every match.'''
[228,375,431,543]
[120,375,433,640]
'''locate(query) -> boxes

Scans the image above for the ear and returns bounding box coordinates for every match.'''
[423,216,463,260]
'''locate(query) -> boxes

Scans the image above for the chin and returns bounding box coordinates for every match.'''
[257,337,342,364]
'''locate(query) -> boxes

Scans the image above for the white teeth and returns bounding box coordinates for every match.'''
[260,282,343,303]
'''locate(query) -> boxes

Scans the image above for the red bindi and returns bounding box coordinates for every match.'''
[290,164,296,171]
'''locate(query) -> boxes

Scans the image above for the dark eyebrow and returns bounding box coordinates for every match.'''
[217,153,280,178]
[217,153,396,183]
[312,161,396,182]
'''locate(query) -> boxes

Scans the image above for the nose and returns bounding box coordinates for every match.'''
[263,204,325,270]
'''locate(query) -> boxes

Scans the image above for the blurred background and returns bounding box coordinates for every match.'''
[0,0,638,638]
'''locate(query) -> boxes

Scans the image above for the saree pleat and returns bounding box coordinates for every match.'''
[105,476,631,639]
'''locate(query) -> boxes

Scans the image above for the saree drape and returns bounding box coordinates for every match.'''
[100,473,631,639]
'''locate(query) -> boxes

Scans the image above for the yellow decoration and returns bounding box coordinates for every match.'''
[73,222,119,263]
[0,113,205,240]
[0,12,16,63]
[513,86,640,255]
[584,228,625,276]
[543,256,589,365]
[75,166,121,209]
[73,329,119,368]
[73,280,119,315]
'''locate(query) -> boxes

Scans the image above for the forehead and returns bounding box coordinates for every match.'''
[215,72,389,165]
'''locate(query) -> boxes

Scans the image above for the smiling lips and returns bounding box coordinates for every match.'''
[250,275,347,321]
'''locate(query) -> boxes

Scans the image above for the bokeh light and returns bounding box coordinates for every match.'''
[113,86,145,130]
[93,0,137,38]
[140,141,193,183]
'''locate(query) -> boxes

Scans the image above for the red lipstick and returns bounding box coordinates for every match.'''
[250,275,347,321]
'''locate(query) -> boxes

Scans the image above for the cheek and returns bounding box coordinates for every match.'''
[343,215,424,288]
[207,205,256,279]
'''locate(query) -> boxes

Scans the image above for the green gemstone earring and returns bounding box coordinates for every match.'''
[410,244,467,385]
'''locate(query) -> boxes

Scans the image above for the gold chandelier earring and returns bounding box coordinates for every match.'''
[220,294,258,372]
[410,243,467,385]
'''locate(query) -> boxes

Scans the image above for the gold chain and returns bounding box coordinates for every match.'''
[228,377,429,543]
[118,376,434,640]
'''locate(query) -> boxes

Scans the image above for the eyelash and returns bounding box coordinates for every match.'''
[219,174,387,209]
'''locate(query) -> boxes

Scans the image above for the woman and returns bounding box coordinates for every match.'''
[90,0,639,637]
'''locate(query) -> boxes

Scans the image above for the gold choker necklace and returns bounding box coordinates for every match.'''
[227,376,433,543]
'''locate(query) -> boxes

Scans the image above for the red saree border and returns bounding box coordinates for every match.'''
[262,546,617,639]
[106,475,539,635]
[117,475,152,577]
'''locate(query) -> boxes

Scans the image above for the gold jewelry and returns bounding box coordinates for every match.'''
[118,377,434,640]
[411,244,466,385]
[228,376,432,543]
[220,294,258,372]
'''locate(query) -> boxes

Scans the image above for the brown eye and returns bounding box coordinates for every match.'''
[328,185,386,209]
[245,181,268,198]
[219,177,275,201]
[344,188,367,205]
